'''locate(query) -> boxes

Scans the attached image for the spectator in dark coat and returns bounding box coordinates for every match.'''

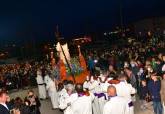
[25,90,41,114]
[148,72,163,114]
[14,97,31,114]
[139,80,149,110]
[124,67,137,88]
[87,56,95,75]
[0,90,10,114]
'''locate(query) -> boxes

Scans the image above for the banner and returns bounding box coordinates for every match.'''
[56,42,71,64]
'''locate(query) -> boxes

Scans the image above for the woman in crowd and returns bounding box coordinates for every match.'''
[139,80,149,110]
[13,97,31,114]
[25,90,41,114]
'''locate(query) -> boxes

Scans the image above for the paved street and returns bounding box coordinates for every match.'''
[40,99,63,114]
[9,88,154,114]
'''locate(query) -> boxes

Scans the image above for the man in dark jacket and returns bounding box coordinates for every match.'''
[148,72,163,114]
[0,90,10,114]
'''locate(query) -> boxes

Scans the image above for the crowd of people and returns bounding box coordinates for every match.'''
[0,36,165,114]
[0,63,37,90]
[32,38,165,114]
[0,89,42,114]
[0,60,61,91]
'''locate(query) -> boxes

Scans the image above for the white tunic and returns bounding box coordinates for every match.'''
[36,75,46,99]
[71,93,95,114]
[114,81,136,101]
[103,96,129,114]
[83,81,90,90]
[63,93,78,114]
[96,76,110,114]
[44,74,51,97]
[88,81,99,93]
[46,79,58,109]
[58,88,68,108]
[99,76,113,93]
[44,74,50,86]
[114,81,136,114]
[97,92,108,114]
[88,80,100,114]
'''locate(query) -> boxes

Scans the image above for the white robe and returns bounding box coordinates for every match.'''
[101,82,111,93]
[44,74,50,85]
[83,81,90,90]
[58,88,68,109]
[98,92,108,114]
[36,75,46,99]
[44,75,51,97]
[59,93,78,114]
[97,81,110,114]
[114,81,136,114]
[71,93,95,114]
[84,80,100,113]
[99,76,113,93]
[103,96,129,114]
[88,80,100,114]
[46,79,58,109]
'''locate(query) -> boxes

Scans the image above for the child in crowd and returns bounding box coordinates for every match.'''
[139,80,150,110]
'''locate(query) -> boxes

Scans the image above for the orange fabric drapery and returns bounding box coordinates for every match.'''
[59,59,67,81]
[65,71,89,84]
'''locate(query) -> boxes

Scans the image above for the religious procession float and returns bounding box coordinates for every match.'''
[50,38,90,83]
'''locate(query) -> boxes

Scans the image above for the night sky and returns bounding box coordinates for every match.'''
[0,0,164,44]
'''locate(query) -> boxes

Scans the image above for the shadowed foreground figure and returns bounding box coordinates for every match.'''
[0,90,10,114]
